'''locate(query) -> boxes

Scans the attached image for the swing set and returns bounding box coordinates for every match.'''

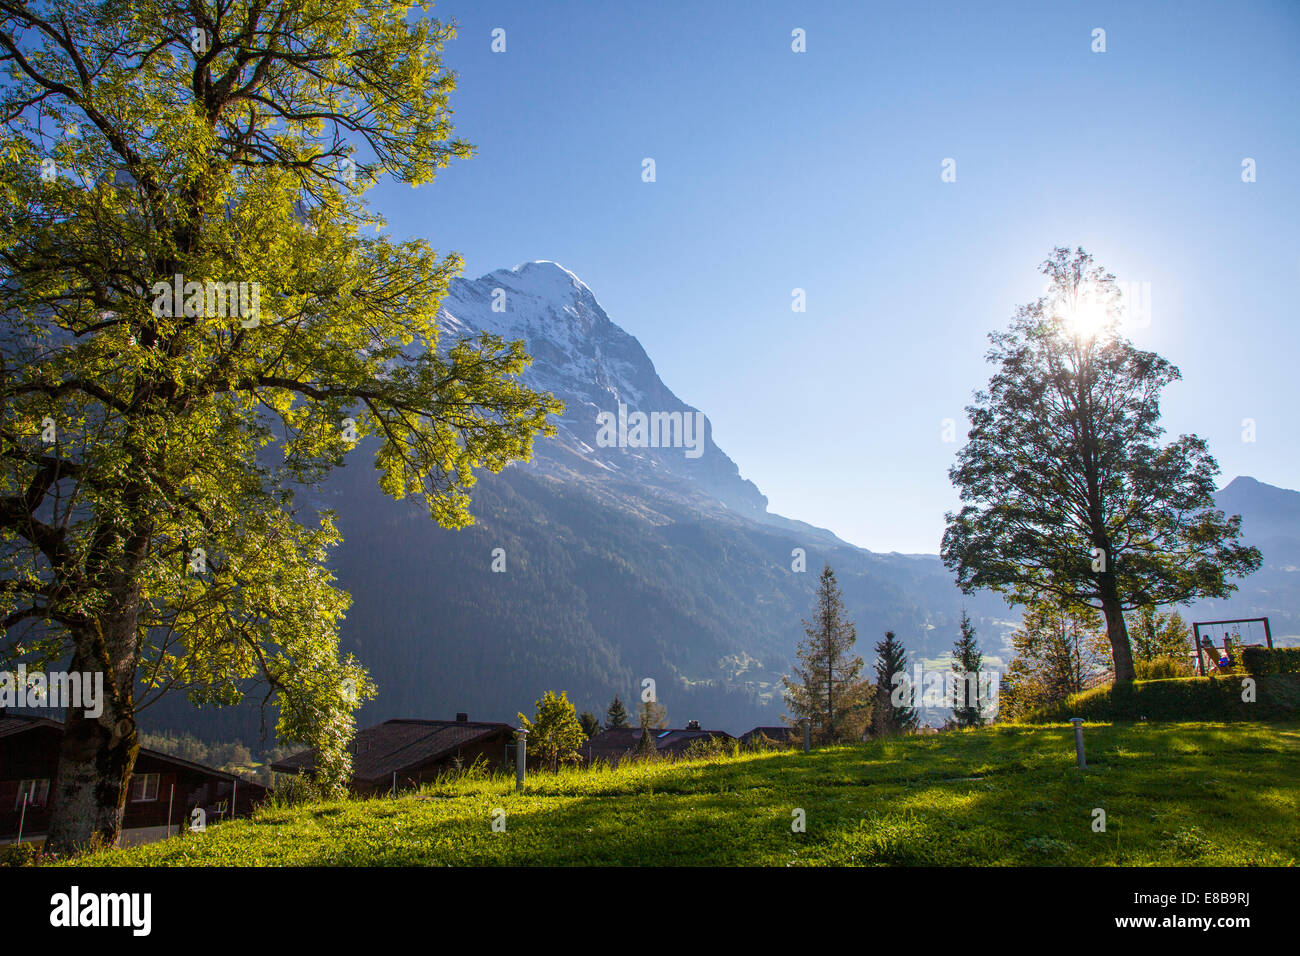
[1189,616,1273,676]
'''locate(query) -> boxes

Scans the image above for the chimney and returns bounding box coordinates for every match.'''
[455,712,468,723]
[685,719,701,731]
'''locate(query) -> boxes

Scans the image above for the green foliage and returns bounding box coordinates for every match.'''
[0,0,560,840]
[871,630,916,736]
[518,690,586,771]
[999,600,1111,720]
[63,721,1300,867]
[1240,647,1300,675]
[1128,607,1193,662]
[783,565,872,742]
[1017,674,1300,723]
[680,734,736,762]
[577,711,601,739]
[266,773,323,810]
[942,247,1261,685]
[632,726,659,760]
[1135,655,1195,680]
[950,609,986,728]
[637,698,667,730]
[604,695,630,729]
[0,842,40,867]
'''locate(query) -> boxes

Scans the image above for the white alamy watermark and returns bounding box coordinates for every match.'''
[595,404,706,459]
[151,274,261,327]
[890,664,1000,718]
[50,886,151,936]
[1,665,104,717]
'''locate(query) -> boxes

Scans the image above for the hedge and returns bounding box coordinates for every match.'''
[1015,673,1300,723]
[1240,646,1300,675]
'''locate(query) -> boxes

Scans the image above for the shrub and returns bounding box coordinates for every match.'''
[1136,655,1194,680]
[681,734,734,761]
[0,842,40,867]
[1017,673,1300,723]
[1240,646,1300,675]
[268,773,324,808]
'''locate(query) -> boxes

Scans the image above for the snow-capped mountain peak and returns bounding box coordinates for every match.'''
[438,262,772,519]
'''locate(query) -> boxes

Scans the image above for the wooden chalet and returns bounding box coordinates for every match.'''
[271,714,515,796]
[0,712,266,846]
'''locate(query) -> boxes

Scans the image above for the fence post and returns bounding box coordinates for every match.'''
[801,718,811,753]
[515,728,528,792]
[17,792,28,845]
[1070,718,1087,769]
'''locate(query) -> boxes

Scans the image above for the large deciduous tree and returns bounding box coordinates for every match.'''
[941,247,1260,687]
[0,1,560,852]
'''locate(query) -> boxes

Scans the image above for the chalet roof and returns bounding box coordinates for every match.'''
[270,718,515,785]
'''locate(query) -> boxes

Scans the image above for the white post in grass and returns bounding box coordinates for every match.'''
[232,779,237,818]
[515,728,528,792]
[167,784,174,835]
[16,792,27,845]
[801,718,811,753]
[1070,718,1087,769]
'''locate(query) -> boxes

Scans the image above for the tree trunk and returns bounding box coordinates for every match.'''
[1100,590,1136,686]
[45,609,141,853]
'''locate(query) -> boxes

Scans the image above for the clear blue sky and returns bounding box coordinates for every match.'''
[370,0,1300,554]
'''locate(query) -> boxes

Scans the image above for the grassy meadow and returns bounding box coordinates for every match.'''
[66,721,1300,867]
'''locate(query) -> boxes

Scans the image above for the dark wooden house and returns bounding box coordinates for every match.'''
[0,712,266,846]
[270,715,516,796]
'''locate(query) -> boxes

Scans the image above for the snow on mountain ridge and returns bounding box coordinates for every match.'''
[437,261,774,520]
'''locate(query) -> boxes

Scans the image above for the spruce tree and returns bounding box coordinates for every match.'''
[950,609,986,728]
[633,725,659,760]
[781,565,872,743]
[872,631,917,736]
[605,695,630,729]
[578,711,602,739]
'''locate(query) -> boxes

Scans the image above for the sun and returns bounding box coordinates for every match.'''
[1052,282,1111,339]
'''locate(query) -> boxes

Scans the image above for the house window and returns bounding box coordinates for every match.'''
[14,779,49,809]
[129,773,160,802]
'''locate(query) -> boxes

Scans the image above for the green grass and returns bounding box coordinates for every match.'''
[66,722,1300,867]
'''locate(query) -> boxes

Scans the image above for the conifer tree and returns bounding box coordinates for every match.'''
[950,610,987,728]
[782,565,872,742]
[872,631,917,736]
[638,698,668,730]
[578,711,601,739]
[633,725,659,760]
[605,695,630,728]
